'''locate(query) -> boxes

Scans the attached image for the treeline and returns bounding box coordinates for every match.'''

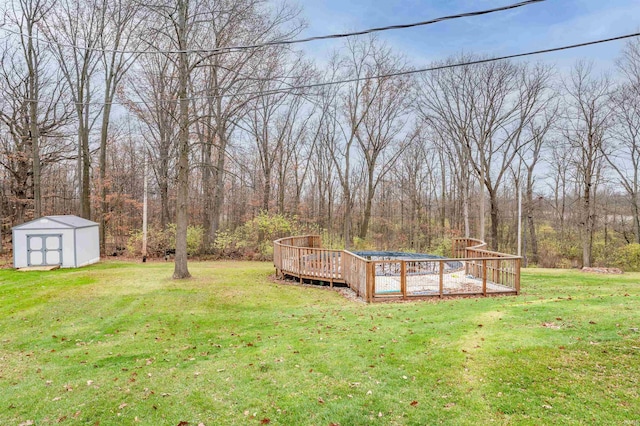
[0,0,639,272]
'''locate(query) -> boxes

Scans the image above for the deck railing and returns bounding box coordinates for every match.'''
[274,236,520,302]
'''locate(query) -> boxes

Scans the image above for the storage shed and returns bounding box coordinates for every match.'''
[12,215,100,269]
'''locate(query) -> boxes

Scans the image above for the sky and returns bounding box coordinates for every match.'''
[294,0,640,75]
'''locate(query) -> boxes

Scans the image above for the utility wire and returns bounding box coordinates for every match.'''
[0,0,545,55]
[196,0,547,54]
[250,31,640,96]
[39,30,638,107]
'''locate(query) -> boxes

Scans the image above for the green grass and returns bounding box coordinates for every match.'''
[1,262,639,425]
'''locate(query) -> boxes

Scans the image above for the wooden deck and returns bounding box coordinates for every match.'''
[274,236,520,303]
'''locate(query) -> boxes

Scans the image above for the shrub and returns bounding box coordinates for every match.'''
[537,228,581,268]
[214,211,314,260]
[613,243,640,272]
[127,224,203,257]
[166,224,204,256]
[352,236,374,251]
[429,237,453,257]
[126,226,171,257]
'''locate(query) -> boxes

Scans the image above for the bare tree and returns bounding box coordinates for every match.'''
[171,0,192,278]
[97,0,143,252]
[321,37,412,247]
[562,61,613,267]
[518,104,558,264]
[0,0,73,223]
[144,0,303,276]
[44,0,105,219]
[319,50,361,249]
[354,44,413,240]
[545,142,573,238]
[2,0,54,219]
[308,100,340,233]
[417,55,553,249]
[605,39,640,243]
[393,130,437,250]
[415,57,477,238]
[242,52,311,212]
[123,52,178,230]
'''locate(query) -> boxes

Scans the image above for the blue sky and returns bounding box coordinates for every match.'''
[295,0,640,74]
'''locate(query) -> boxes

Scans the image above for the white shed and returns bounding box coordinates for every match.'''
[12,215,100,269]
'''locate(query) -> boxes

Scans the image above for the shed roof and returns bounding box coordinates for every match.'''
[12,215,98,230]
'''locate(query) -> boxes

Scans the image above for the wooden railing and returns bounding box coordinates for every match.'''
[274,236,343,285]
[452,238,521,294]
[274,236,520,303]
[452,238,486,257]
[341,250,370,300]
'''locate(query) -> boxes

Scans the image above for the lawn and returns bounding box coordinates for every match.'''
[0,261,639,425]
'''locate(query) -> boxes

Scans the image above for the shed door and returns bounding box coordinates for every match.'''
[27,235,63,266]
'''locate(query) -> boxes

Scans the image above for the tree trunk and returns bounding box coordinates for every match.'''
[634,200,640,244]
[582,185,592,268]
[81,128,91,220]
[158,136,171,229]
[489,189,499,251]
[99,93,113,254]
[462,179,470,238]
[77,96,92,221]
[278,165,286,214]
[27,30,41,219]
[440,153,446,238]
[13,163,30,225]
[526,184,539,264]
[173,0,191,279]
[343,185,352,249]
[201,135,214,252]
[359,168,375,240]
[262,167,271,211]
[208,118,228,244]
[479,168,486,241]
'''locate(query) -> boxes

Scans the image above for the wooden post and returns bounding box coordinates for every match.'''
[515,257,521,294]
[439,260,444,298]
[343,253,349,288]
[298,248,303,284]
[400,261,407,300]
[329,251,333,288]
[367,262,375,303]
[464,254,469,275]
[482,259,487,296]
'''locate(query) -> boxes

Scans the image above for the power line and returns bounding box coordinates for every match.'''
[258,31,640,94]
[0,0,545,55]
[20,31,640,106]
[200,0,547,54]
[149,31,640,102]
